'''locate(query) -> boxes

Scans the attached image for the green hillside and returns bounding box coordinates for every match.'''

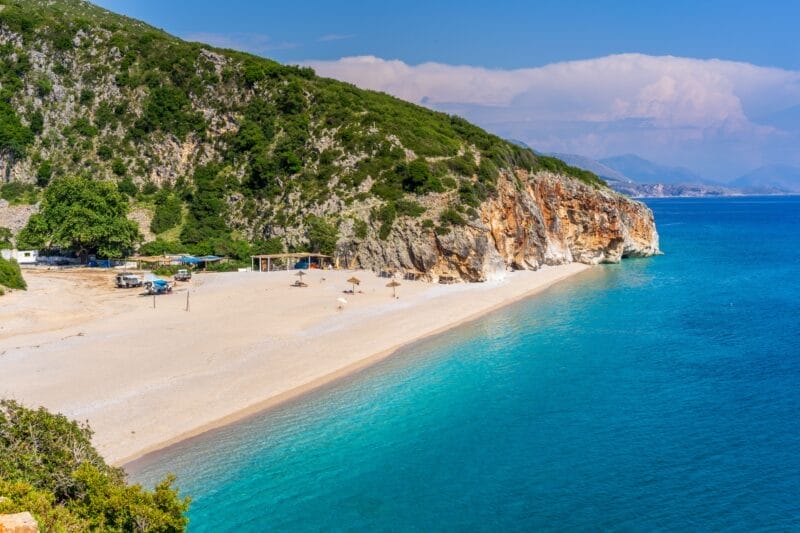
[0,0,604,261]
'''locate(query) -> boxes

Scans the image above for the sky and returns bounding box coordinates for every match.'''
[94,0,800,181]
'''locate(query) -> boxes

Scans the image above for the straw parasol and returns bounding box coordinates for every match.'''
[291,270,308,287]
[386,279,401,298]
[346,276,361,293]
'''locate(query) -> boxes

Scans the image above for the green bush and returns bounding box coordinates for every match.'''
[353,219,368,240]
[0,226,12,247]
[138,239,187,256]
[306,215,338,255]
[150,193,183,234]
[0,181,37,204]
[117,176,138,196]
[79,88,94,105]
[395,199,425,217]
[135,85,206,140]
[0,101,34,159]
[36,160,52,186]
[0,257,25,289]
[439,207,467,228]
[0,400,189,531]
[35,77,52,97]
[111,157,126,176]
[97,144,113,160]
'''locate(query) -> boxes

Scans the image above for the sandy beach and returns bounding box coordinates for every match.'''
[0,264,588,465]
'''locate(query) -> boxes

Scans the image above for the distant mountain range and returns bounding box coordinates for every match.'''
[597,154,715,186]
[729,164,800,194]
[550,152,800,197]
[508,140,800,197]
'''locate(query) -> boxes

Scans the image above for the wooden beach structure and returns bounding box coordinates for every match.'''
[251,253,332,272]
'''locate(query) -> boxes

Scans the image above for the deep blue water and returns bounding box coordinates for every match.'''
[130,196,800,531]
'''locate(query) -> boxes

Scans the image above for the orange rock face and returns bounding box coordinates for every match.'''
[483,169,659,270]
[355,169,660,282]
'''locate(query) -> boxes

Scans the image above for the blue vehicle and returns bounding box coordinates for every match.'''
[144,278,173,295]
[294,260,310,269]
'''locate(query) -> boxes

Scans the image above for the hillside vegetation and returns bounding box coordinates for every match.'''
[0,399,189,531]
[0,0,605,262]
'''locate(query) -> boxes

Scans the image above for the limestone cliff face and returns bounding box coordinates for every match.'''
[354,169,659,282]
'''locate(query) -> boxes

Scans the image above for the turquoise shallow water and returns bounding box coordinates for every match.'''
[130,196,800,530]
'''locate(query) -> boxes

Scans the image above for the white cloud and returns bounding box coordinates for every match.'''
[317,33,355,42]
[305,54,800,178]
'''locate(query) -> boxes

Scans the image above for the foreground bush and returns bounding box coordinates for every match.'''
[0,400,190,531]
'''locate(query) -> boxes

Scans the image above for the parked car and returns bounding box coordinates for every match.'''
[174,269,192,282]
[144,279,173,295]
[115,273,143,288]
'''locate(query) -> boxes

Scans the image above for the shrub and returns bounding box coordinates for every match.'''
[0,257,25,289]
[150,193,183,234]
[0,400,190,531]
[35,77,52,97]
[36,160,52,187]
[0,181,37,204]
[97,144,113,160]
[111,157,126,176]
[0,101,34,159]
[353,219,368,240]
[138,239,187,256]
[79,88,94,105]
[0,226,12,247]
[117,176,137,196]
[395,199,425,217]
[439,207,467,227]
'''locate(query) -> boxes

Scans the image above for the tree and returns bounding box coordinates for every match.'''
[150,192,183,234]
[306,216,338,255]
[17,176,141,258]
[180,165,229,247]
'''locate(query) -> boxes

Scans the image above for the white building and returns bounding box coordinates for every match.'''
[0,249,38,264]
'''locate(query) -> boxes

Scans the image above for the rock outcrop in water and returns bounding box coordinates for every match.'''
[354,169,659,282]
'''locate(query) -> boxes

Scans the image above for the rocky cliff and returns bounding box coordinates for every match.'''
[353,169,659,282]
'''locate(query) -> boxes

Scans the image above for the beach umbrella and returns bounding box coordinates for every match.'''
[347,276,361,293]
[295,270,307,279]
[386,279,401,298]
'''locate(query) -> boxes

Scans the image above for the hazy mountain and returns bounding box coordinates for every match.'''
[547,152,739,197]
[549,153,630,183]
[731,165,800,193]
[599,154,712,185]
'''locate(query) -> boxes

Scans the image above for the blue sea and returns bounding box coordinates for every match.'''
[130,196,800,531]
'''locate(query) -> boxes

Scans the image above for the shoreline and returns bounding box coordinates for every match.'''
[0,264,590,468]
[120,264,591,469]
